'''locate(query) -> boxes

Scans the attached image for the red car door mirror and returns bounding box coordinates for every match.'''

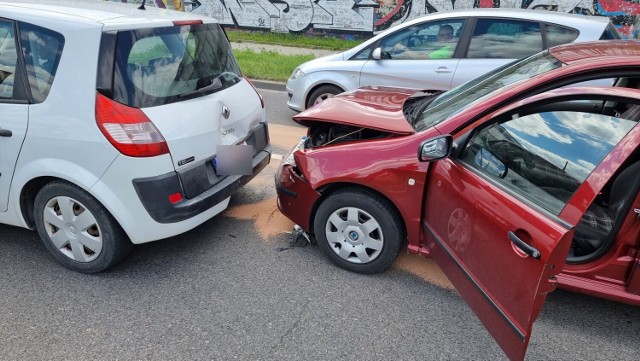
[418,135,452,162]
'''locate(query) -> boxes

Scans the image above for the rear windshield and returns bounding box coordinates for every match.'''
[113,23,241,108]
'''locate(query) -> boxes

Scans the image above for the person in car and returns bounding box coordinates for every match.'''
[428,24,455,58]
[392,24,456,59]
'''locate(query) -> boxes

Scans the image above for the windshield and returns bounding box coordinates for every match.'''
[413,51,562,131]
[113,23,242,108]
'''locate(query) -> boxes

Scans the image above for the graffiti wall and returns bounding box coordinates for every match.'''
[114,0,640,38]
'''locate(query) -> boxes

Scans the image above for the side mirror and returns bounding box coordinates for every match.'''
[372,47,382,60]
[418,135,452,162]
[373,47,393,60]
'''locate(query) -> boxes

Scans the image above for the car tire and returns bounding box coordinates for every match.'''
[314,188,405,274]
[34,181,132,273]
[306,85,342,109]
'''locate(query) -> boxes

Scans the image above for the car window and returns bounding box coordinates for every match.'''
[351,45,372,60]
[379,20,464,60]
[0,20,17,100]
[545,24,579,48]
[19,22,64,103]
[466,18,542,59]
[600,23,622,40]
[460,110,636,215]
[114,23,242,108]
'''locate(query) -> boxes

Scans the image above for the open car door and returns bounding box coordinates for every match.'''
[423,159,574,360]
[420,94,640,360]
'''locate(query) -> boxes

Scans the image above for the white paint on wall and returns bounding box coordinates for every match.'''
[190,0,377,32]
[109,0,640,37]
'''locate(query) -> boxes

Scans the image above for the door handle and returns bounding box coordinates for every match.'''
[435,67,451,74]
[0,128,11,137]
[508,231,541,259]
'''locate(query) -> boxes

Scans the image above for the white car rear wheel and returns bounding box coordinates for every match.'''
[34,181,132,273]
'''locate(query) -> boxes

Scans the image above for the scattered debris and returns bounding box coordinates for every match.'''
[276,225,314,252]
[291,225,311,247]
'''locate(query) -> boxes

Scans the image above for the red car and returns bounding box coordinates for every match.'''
[276,40,640,360]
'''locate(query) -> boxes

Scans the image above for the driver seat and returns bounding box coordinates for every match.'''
[570,159,640,262]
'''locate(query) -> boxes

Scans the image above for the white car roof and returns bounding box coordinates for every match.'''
[377,8,612,38]
[401,8,611,26]
[345,8,613,58]
[0,0,215,29]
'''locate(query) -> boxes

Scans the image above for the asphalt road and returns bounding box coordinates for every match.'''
[0,88,639,360]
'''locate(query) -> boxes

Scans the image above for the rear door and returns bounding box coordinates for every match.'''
[0,19,28,212]
[451,18,578,89]
[422,94,640,360]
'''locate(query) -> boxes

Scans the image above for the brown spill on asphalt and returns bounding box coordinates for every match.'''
[225,123,454,290]
[268,123,307,149]
[395,252,454,290]
[224,197,294,243]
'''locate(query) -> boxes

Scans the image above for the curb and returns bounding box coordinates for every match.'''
[231,42,335,58]
[252,79,286,92]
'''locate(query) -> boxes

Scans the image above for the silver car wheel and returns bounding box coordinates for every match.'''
[313,92,336,105]
[42,195,103,263]
[325,206,383,264]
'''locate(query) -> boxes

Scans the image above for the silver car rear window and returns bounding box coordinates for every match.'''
[113,23,241,107]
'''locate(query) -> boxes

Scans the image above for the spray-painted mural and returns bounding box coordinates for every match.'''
[114,0,640,38]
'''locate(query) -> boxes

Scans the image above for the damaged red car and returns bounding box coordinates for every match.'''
[275,41,640,360]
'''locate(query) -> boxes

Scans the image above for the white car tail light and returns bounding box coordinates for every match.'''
[95,93,169,157]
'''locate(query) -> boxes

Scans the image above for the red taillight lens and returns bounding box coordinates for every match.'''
[244,77,264,109]
[95,93,169,157]
[172,20,203,26]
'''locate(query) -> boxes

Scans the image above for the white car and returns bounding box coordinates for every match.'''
[286,8,621,111]
[0,0,271,272]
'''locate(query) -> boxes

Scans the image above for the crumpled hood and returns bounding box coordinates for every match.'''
[292,86,418,135]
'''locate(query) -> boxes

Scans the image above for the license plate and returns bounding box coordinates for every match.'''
[214,144,253,176]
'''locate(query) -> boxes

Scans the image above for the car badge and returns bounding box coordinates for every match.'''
[222,105,230,119]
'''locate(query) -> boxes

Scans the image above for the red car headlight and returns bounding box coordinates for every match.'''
[283,137,307,167]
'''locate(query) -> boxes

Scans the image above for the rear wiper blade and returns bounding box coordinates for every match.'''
[178,78,222,98]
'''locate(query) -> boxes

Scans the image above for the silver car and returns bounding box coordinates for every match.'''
[286,8,620,112]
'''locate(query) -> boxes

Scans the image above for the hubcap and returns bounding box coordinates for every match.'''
[42,196,102,263]
[313,93,335,105]
[325,207,383,264]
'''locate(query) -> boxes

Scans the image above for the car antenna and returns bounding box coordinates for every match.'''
[138,0,147,10]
